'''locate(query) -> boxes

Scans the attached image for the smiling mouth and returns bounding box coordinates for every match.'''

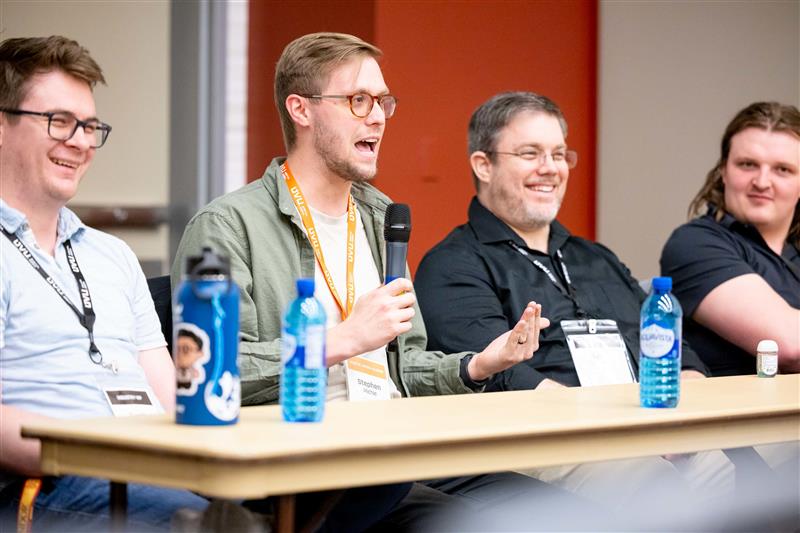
[527,184,556,193]
[51,157,80,169]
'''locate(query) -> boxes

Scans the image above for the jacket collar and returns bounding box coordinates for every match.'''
[467,196,570,254]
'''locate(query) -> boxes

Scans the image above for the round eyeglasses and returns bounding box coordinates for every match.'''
[300,93,397,119]
[0,108,112,148]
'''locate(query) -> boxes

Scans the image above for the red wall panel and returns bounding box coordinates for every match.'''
[248,0,597,272]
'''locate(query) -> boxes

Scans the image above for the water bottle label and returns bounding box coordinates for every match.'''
[305,325,325,369]
[640,324,675,357]
[281,332,297,364]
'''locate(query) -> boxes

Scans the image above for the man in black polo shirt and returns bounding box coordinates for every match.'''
[661,101,800,376]
[415,92,717,507]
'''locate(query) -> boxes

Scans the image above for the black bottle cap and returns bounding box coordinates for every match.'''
[185,247,230,278]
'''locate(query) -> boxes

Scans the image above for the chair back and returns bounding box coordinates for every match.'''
[147,275,173,355]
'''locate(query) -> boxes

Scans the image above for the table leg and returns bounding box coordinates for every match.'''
[276,494,295,533]
[109,481,128,532]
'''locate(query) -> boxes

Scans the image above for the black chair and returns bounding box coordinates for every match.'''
[147,275,173,355]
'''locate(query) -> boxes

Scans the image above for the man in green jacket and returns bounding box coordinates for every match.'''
[172,31,573,527]
[172,32,546,406]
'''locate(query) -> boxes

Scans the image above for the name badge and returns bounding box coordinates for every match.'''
[561,319,636,387]
[97,375,164,417]
[345,350,392,401]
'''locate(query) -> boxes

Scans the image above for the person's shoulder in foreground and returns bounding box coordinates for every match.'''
[660,101,800,376]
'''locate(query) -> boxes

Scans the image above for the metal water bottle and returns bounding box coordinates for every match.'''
[174,247,241,425]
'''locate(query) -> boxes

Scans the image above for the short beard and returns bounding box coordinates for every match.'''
[314,121,376,183]
[491,181,561,230]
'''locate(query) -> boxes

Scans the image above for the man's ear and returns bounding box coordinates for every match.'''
[470,151,492,187]
[285,94,311,128]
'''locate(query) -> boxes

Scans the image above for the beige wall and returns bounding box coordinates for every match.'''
[0,0,170,266]
[598,0,800,281]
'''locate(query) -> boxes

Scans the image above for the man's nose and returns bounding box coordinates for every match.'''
[64,125,93,151]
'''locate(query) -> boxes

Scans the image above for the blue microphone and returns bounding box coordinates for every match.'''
[384,203,411,283]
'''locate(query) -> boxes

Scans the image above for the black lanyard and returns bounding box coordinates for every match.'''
[508,241,589,318]
[2,229,117,373]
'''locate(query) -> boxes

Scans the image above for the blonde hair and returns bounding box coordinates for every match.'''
[274,32,381,150]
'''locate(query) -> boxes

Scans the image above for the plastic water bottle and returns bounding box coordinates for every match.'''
[280,278,327,422]
[639,276,682,408]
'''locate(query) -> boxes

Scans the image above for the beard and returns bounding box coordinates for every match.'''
[491,180,562,230]
[313,121,377,183]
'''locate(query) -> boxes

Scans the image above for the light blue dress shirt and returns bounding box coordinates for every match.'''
[0,200,166,418]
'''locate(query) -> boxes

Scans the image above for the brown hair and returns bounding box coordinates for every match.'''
[0,36,105,110]
[274,32,381,151]
[468,91,568,191]
[689,102,800,247]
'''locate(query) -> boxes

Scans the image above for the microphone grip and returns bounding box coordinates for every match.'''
[384,241,408,283]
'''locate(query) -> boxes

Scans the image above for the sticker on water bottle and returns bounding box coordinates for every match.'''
[640,324,675,357]
[175,323,211,396]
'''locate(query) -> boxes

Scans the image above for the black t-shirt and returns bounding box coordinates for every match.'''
[415,197,708,390]
[660,211,800,377]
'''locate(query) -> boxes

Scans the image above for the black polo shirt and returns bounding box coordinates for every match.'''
[660,210,800,377]
[415,197,707,390]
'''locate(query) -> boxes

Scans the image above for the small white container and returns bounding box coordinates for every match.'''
[756,339,778,378]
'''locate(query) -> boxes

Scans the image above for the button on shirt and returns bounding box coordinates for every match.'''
[0,200,166,419]
[415,197,707,390]
[660,210,800,376]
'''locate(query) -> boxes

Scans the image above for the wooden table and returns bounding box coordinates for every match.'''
[22,375,800,530]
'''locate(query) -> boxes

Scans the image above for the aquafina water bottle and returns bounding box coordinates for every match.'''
[639,276,682,408]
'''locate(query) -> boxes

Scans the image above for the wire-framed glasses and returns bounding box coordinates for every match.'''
[487,148,578,169]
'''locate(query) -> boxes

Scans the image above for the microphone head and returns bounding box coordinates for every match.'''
[384,203,411,243]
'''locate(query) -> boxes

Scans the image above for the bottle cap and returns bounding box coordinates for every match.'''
[652,276,672,292]
[185,247,230,278]
[296,278,315,297]
[757,339,778,353]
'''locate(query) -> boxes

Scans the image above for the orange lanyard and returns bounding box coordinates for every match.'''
[281,162,356,320]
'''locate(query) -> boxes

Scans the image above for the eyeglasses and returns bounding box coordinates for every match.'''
[0,108,112,148]
[487,148,578,169]
[300,93,398,119]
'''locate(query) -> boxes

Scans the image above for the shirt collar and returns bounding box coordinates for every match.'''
[467,196,570,254]
[709,204,799,261]
[0,199,86,242]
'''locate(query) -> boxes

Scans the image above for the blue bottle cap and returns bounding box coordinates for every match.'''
[296,278,315,297]
[652,276,672,292]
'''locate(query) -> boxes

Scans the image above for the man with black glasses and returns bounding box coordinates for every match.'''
[0,35,209,531]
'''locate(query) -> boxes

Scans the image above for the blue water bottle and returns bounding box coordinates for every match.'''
[639,276,682,408]
[174,247,241,425]
[281,278,327,422]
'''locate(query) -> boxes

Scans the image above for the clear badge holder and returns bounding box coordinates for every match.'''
[560,319,637,387]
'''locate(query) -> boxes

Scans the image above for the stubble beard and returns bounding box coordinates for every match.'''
[314,122,377,183]
[493,181,561,230]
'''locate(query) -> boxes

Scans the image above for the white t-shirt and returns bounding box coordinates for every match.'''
[307,205,396,401]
